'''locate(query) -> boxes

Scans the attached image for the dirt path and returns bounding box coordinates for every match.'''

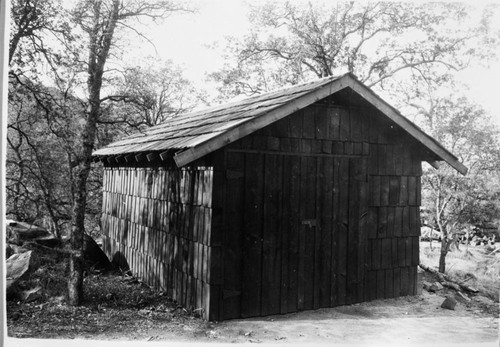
[7,291,498,346]
[205,292,499,344]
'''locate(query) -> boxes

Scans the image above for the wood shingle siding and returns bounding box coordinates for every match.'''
[101,164,218,319]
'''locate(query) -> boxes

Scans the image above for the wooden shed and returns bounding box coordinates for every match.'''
[92,73,467,321]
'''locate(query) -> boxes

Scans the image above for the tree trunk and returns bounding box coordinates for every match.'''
[438,237,453,273]
[67,0,120,306]
[68,109,99,305]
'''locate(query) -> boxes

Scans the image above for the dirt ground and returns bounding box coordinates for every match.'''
[6,286,499,346]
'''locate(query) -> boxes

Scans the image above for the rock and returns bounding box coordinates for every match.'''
[473,295,493,305]
[6,251,40,299]
[441,296,458,310]
[34,236,62,248]
[6,244,13,259]
[429,282,444,292]
[423,281,433,291]
[83,234,112,271]
[8,244,29,255]
[20,286,43,302]
[457,291,471,302]
[6,221,50,244]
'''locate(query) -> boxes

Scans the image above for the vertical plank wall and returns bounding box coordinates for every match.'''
[100,164,218,320]
[215,100,423,320]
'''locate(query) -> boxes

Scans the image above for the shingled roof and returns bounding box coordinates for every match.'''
[93,72,467,175]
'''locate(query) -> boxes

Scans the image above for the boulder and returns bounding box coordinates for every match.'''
[6,221,50,244]
[6,244,13,259]
[423,281,433,292]
[441,296,458,310]
[6,251,40,299]
[20,286,43,302]
[429,282,444,292]
[34,236,62,248]
[8,244,29,255]
[83,234,112,271]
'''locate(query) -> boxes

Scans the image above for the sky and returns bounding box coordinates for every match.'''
[124,0,500,126]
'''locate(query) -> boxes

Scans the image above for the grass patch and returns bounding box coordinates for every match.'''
[420,242,500,302]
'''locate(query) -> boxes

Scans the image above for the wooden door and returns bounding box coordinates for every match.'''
[225,152,367,319]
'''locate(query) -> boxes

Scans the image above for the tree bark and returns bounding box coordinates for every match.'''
[438,241,447,273]
[67,0,119,306]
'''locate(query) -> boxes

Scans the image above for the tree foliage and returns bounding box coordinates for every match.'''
[210,1,498,102]
[420,96,500,272]
[99,58,202,133]
[7,0,195,304]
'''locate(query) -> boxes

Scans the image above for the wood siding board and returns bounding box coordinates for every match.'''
[402,207,410,236]
[393,267,401,297]
[328,107,340,141]
[289,110,303,138]
[389,176,400,206]
[409,266,417,295]
[315,106,329,140]
[369,143,379,176]
[351,110,363,142]
[302,107,316,139]
[347,159,360,304]
[409,206,419,237]
[358,162,368,303]
[287,155,301,313]
[408,176,417,206]
[261,154,282,316]
[280,156,291,314]
[416,176,421,206]
[366,270,377,301]
[412,236,420,267]
[300,156,316,311]
[378,207,387,238]
[344,142,354,155]
[241,153,264,318]
[371,176,381,207]
[381,238,391,270]
[318,156,333,308]
[339,108,350,141]
[376,270,385,299]
[400,267,409,296]
[222,151,245,319]
[336,157,349,306]
[372,238,381,270]
[398,238,406,267]
[385,268,394,298]
[391,238,399,268]
[378,145,386,176]
[386,207,395,238]
[380,176,390,206]
[330,153,339,307]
